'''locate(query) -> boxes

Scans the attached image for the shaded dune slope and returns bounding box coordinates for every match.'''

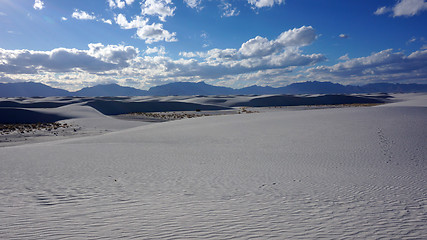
[0,101,74,108]
[231,94,385,107]
[84,100,231,115]
[0,108,68,124]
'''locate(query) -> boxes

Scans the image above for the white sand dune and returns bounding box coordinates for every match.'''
[0,94,426,239]
[0,93,387,146]
[0,102,150,147]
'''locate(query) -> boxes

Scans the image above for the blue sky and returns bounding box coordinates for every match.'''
[0,0,427,90]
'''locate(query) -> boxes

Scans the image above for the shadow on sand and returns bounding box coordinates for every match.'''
[0,109,68,124]
[85,100,231,115]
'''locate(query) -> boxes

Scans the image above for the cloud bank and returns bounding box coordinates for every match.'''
[0,26,323,88]
[0,44,138,74]
[308,49,427,83]
[2,25,426,89]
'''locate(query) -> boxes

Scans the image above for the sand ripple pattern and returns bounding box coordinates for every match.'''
[1,106,426,239]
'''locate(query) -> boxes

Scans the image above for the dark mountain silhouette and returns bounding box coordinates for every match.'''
[148,81,235,96]
[361,83,427,93]
[0,82,69,97]
[74,83,148,96]
[279,81,359,94]
[1,81,426,97]
[236,85,282,95]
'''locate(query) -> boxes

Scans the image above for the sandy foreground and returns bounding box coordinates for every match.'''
[0,94,426,239]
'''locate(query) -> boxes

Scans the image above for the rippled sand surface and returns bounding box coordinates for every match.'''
[1,94,426,239]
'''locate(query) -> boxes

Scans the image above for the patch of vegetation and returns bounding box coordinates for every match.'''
[129,112,211,120]
[238,107,257,114]
[0,122,70,135]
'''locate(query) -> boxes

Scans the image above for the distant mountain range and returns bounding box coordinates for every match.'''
[1,81,427,97]
[75,84,147,97]
[0,82,70,97]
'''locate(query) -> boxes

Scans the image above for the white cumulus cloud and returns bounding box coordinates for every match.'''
[115,14,148,29]
[393,0,427,16]
[175,26,323,78]
[248,0,284,8]
[275,26,316,47]
[141,0,175,22]
[108,0,135,9]
[184,0,202,9]
[102,18,113,24]
[72,10,96,20]
[33,0,45,10]
[375,0,427,17]
[136,22,177,44]
[115,14,177,43]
